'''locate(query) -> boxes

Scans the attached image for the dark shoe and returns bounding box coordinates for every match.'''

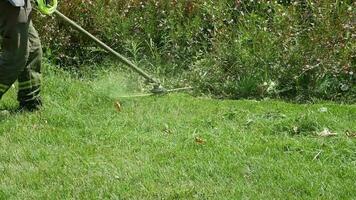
[19,98,43,112]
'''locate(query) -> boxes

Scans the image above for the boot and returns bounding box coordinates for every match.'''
[19,98,42,112]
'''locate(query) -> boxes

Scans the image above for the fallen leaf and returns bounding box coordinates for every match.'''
[163,124,172,134]
[346,130,356,138]
[114,101,122,112]
[318,128,338,137]
[195,137,205,144]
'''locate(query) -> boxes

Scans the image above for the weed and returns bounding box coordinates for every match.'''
[33,0,355,101]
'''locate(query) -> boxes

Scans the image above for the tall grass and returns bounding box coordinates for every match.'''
[34,0,355,101]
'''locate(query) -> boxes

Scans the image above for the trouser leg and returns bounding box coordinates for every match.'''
[0,1,31,100]
[17,21,42,104]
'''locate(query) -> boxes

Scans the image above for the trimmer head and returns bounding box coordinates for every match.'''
[151,84,168,94]
[116,85,193,98]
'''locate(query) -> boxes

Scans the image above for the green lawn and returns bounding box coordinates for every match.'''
[0,65,355,199]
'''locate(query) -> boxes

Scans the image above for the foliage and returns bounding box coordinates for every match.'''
[34,0,355,101]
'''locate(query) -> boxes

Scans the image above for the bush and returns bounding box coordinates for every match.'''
[190,0,355,101]
[34,0,355,101]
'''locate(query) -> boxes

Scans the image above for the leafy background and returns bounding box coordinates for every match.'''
[34,0,355,101]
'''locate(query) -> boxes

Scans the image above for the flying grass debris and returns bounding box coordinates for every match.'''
[195,137,205,144]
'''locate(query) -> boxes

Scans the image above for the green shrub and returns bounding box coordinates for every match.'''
[190,0,355,101]
[34,0,355,101]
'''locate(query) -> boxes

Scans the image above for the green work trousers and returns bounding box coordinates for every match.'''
[0,0,42,104]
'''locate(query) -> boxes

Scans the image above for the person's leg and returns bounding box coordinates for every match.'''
[0,1,31,100]
[17,21,43,110]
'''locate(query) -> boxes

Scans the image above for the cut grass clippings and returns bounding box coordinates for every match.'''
[0,65,355,199]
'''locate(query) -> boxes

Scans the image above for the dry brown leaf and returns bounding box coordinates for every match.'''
[163,124,172,135]
[114,101,122,112]
[318,128,338,137]
[346,130,356,138]
[195,137,205,144]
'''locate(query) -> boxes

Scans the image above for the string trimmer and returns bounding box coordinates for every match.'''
[34,0,192,96]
